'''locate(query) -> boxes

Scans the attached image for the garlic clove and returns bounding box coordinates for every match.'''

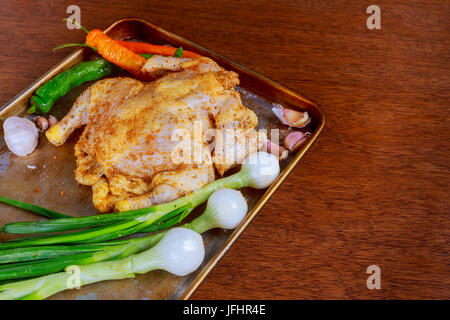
[283,131,310,152]
[48,115,58,127]
[272,104,311,128]
[264,140,289,161]
[283,109,311,128]
[34,116,49,131]
[271,105,289,126]
[3,116,39,156]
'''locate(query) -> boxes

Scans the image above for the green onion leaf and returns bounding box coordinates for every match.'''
[0,195,71,220]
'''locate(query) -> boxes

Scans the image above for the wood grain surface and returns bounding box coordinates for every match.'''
[0,0,448,299]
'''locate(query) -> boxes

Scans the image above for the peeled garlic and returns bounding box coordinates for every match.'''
[272,104,311,128]
[284,131,310,152]
[3,116,39,156]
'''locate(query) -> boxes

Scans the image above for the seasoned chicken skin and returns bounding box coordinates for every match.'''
[46,56,264,212]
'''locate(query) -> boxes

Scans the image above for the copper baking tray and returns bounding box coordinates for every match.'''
[0,18,324,300]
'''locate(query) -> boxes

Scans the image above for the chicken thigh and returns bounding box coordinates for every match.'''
[46,56,264,212]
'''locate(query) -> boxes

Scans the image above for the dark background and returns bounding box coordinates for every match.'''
[0,0,448,299]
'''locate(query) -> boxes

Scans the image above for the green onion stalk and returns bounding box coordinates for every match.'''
[0,198,182,234]
[0,188,248,281]
[0,196,70,219]
[0,205,189,250]
[0,152,279,251]
[0,228,205,300]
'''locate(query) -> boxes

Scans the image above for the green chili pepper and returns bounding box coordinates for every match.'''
[27,52,175,114]
[28,59,118,114]
[173,47,183,57]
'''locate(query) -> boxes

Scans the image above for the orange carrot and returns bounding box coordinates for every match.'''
[86,29,149,80]
[115,40,201,58]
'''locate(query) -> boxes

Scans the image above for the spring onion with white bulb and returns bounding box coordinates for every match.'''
[0,228,205,300]
[0,152,279,251]
[0,188,248,281]
[184,188,248,233]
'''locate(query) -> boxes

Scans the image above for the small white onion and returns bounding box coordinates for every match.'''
[3,116,39,156]
[153,228,205,276]
[205,188,248,230]
[242,152,280,189]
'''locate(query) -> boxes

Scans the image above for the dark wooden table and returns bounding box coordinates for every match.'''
[0,0,448,299]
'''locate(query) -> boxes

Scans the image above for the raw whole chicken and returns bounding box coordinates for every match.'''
[46,56,265,212]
